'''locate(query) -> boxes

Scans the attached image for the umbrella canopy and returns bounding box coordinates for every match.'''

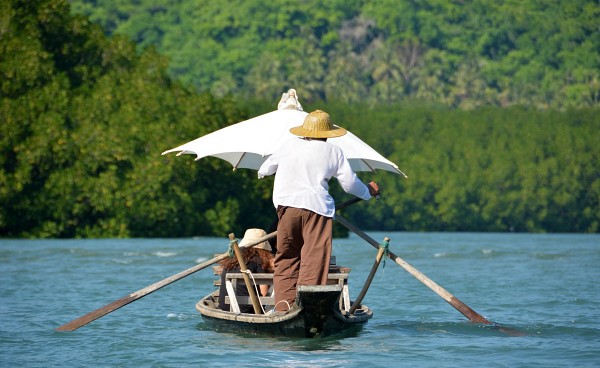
[162,91,406,177]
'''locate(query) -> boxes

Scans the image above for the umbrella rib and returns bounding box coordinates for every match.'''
[232,153,246,170]
[362,159,376,172]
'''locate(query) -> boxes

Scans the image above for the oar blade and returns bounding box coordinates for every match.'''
[334,214,491,324]
[56,253,230,331]
[56,231,280,332]
[56,294,136,331]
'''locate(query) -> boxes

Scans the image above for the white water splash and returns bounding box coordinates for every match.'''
[153,251,177,257]
[111,259,131,264]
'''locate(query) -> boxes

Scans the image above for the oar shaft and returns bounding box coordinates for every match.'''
[57,197,365,332]
[56,253,227,331]
[56,231,277,331]
[229,233,262,314]
[334,214,491,325]
[386,248,490,324]
[335,197,362,211]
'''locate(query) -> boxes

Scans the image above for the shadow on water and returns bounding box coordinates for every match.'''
[517,323,600,338]
[372,319,528,337]
[374,318,600,340]
[196,317,600,345]
[195,321,364,351]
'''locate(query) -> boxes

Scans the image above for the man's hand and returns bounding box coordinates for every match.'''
[368,181,380,198]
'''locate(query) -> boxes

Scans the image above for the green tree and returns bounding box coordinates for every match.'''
[69,0,600,109]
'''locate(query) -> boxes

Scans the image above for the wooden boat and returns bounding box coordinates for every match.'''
[196,258,373,338]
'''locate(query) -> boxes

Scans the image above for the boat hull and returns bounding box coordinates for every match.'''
[196,284,372,338]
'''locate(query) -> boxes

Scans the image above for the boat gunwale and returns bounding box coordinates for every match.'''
[196,295,304,323]
[195,290,373,325]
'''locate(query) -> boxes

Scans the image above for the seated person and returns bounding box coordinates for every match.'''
[218,228,274,313]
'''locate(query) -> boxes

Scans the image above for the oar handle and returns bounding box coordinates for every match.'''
[334,187,378,212]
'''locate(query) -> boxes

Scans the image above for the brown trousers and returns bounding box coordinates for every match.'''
[273,206,332,311]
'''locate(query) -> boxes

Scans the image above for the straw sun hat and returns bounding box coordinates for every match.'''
[238,228,272,252]
[289,109,347,139]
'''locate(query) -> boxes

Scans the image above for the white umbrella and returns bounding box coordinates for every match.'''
[162,90,406,177]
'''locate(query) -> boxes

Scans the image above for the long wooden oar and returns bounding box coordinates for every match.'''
[56,232,276,331]
[334,214,491,324]
[57,197,364,332]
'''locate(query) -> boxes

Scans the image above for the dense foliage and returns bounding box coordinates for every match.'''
[70,0,600,109]
[1,1,598,238]
[330,103,599,233]
[1,0,276,238]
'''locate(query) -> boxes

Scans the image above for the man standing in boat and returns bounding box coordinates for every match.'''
[258,109,379,312]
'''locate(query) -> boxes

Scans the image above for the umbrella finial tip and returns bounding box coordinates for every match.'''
[277,88,303,111]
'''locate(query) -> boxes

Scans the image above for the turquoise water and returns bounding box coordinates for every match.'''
[1,232,599,367]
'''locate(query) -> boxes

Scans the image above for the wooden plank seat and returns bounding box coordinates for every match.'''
[223,273,275,310]
[211,256,352,313]
[217,271,351,313]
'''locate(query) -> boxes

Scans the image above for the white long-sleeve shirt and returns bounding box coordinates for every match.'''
[258,137,371,217]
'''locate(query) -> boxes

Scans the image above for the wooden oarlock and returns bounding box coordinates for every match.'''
[349,237,389,314]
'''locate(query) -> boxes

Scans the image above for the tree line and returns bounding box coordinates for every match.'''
[1,0,598,238]
[70,0,600,110]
